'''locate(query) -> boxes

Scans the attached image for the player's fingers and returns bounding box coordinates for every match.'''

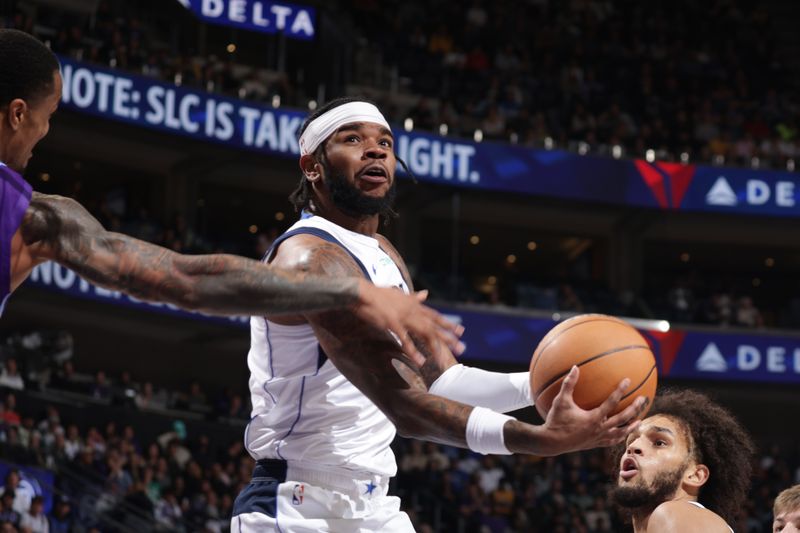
[604,396,647,429]
[431,312,464,337]
[416,303,457,333]
[415,290,429,302]
[398,331,426,367]
[596,377,631,417]
[601,419,641,446]
[431,320,465,355]
[417,308,465,355]
[552,366,579,406]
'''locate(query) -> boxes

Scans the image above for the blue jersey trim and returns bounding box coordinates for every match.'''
[265,227,371,279]
[275,376,307,460]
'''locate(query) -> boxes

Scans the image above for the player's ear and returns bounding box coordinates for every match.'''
[5,99,27,130]
[299,154,322,183]
[684,462,710,490]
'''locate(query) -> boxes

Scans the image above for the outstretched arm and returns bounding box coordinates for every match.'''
[274,236,644,456]
[13,193,460,362]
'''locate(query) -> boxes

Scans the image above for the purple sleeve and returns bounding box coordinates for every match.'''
[0,164,33,316]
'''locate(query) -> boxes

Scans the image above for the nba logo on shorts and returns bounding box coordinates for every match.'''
[292,484,304,505]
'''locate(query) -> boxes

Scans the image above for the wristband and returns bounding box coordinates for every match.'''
[465,406,515,455]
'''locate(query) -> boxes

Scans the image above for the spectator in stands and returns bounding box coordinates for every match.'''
[736,296,764,328]
[63,425,82,461]
[154,488,182,529]
[90,371,112,401]
[135,382,167,411]
[0,491,19,528]
[48,361,79,393]
[2,394,20,426]
[477,456,505,495]
[667,279,695,323]
[0,358,24,390]
[106,450,133,498]
[0,470,31,516]
[48,499,73,533]
[19,495,47,533]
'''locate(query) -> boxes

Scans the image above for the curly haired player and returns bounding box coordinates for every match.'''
[611,389,755,532]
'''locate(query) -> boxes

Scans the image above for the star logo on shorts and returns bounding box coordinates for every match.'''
[365,481,377,495]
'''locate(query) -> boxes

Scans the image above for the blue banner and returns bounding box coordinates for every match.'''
[0,461,55,514]
[436,305,800,384]
[57,57,800,216]
[25,263,800,385]
[176,0,315,40]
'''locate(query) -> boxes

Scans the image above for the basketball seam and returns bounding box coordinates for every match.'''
[530,317,629,376]
[532,344,652,401]
[621,363,657,401]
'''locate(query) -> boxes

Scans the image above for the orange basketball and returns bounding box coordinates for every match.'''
[529,314,657,420]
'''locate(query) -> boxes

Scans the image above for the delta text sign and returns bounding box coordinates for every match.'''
[176,0,316,40]
[59,57,800,217]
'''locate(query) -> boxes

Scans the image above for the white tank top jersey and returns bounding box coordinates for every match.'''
[244,214,410,478]
[686,501,734,533]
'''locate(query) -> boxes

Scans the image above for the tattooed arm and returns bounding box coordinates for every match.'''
[10,193,462,361]
[271,234,645,456]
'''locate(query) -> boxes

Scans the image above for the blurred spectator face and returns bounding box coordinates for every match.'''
[30,497,43,515]
[56,501,70,518]
[1,491,13,510]
[5,471,19,489]
[612,415,699,509]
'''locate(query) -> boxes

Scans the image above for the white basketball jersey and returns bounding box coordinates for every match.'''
[686,501,734,533]
[244,214,409,478]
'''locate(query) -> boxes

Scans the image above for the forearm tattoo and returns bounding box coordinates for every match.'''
[19,193,360,315]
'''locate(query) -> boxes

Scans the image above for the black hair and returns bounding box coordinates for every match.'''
[288,96,414,214]
[0,29,60,108]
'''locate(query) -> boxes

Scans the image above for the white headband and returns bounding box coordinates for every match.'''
[299,102,392,155]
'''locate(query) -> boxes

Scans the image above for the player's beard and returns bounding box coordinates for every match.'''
[611,462,686,511]
[322,161,397,218]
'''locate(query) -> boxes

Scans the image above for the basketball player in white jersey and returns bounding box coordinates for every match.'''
[612,389,754,532]
[774,485,800,533]
[232,97,648,532]
[0,29,461,366]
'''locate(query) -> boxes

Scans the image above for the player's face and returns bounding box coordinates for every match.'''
[321,121,397,216]
[774,508,800,532]
[5,70,62,172]
[612,415,693,508]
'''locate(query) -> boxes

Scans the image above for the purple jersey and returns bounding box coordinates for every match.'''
[0,163,32,317]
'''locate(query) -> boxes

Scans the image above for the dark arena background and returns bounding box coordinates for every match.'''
[1,0,800,531]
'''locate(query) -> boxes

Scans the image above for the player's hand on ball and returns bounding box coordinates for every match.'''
[539,365,646,455]
[352,281,465,367]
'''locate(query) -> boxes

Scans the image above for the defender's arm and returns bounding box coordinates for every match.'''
[12,193,460,362]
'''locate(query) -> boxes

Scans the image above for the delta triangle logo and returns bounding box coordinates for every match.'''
[695,342,728,372]
[706,177,738,206]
